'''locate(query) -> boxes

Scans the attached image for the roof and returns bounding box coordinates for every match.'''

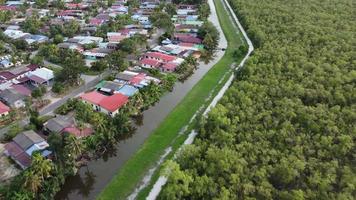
[9,66,30,76]
[28,74,46,83]
[26,64,39,71]
[14,151,31,169]
[0,88,25,103]
[13,130,44,150]
[140,58,161,67]
[116,72,136,81]
[161,62,178,70]
[44,115,73,133]
[63,127,93,138]
[99,93,128,112]
[0,101,10,114]
[99,81,123,91]
[28,68,54,82]
[80,91,107,105]
[11,84,31,96]
[5,142,23,157]
[144,52,176,62]
[16,76,30,83]
[117,85,138,97]
[25,141,49,156]
[130,73,146,85]
[0,71,16,80]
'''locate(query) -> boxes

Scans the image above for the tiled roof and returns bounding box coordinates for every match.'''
[0,71,16,80]
[139,58,160,67]
[80,91,106,105]
[129,73,146,85]
[161,62,178,70]
[11,84,31,96]
[144,52,176,62]
[99,93,128,112]
[0,101,10,114]
[13,130,44,150]
[28,74,46,83]
[63,127,93,138]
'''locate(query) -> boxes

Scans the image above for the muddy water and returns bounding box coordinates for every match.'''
[55,5,228,200]
[55,59,225,200]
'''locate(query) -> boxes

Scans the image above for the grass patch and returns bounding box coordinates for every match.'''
[97,0,245,199]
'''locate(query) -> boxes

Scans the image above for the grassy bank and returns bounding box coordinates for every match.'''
[97,0,245,199]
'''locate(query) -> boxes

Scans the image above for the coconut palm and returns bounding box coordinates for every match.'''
[31,153,53,181]
[23,170,41,193]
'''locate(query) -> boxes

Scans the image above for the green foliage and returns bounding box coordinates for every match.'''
[160,0,356,199]
[53,34,64,44]
[149,11,174,30]
[51,82,65,94]
[165,3,177,16]
[3,123,22,141]
[161,73,177,92]
[0,11,13,23]
[54,98,79,115]
[175,56,198,81]
[22,16,43,34]
[198,3,210,20]
[198,21,219,52]
[31,86,46,99]
[34,0,48,8]
[107,50,129,71]
[91,59,108,72]
[55,52,85,85]
[12,39,28,50]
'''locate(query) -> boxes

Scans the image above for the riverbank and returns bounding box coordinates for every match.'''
[97,0,246,199]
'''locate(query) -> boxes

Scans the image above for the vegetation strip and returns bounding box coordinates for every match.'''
[158,0,356,199]
[97,0,246,199]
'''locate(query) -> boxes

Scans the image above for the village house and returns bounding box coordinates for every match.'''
[142,52,177,63]
[114,70,160,88]
[0,88,26,108]
[79,91,128,116]
[96,80,139,97]
[4,130,50,169]
[27,67,54,86]
[174,33,202,44]
[43,115,93,138]
[0,101,10,117]
[57,42,84,52]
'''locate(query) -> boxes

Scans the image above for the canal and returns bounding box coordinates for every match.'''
[55,6,227,200]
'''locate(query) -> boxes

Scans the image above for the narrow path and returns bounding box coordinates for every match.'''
[146,0,254,199]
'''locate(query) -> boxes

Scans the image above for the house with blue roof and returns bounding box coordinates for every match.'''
[117,85,138,97]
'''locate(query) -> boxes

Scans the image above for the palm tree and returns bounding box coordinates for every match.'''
[31,153,53,182]
[66,134,83,157]
[23,170,41,193]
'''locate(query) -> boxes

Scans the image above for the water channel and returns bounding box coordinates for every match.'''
[55,5,227,200]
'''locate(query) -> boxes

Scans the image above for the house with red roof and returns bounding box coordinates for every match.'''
[43,115,93,138]
[142,52,177,63]
[89,18,106,26]
[160,62,178,72]
[139,58,161,69]
[174,34,202,44]
[0,6,16,11]
[0,101,10,117]
[80,91,128,116]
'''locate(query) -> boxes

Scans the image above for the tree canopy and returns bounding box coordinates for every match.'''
[160,0,356,199]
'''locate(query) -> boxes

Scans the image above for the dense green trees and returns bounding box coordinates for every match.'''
[160,0,356,199]
[198,21,219,53]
